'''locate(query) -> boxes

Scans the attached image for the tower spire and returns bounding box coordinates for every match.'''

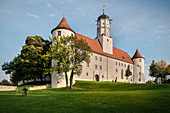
[103,5,105,14]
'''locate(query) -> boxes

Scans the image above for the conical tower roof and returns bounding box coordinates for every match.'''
[51,17,74,34]
[132,49,144,59]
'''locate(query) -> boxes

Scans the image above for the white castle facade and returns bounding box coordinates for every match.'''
[51,12,145,88]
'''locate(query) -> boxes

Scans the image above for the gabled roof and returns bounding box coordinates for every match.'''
[51,17,74,34]
[76,33,133,64]
[132,49,144,59]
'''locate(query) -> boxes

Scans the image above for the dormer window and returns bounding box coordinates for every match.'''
[122,56,125,59]
[58,31,61,36]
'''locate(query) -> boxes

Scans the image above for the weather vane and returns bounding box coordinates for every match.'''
[103,5,105,14]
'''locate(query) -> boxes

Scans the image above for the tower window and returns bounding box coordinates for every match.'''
[107,39,109,42]
[95,64,97,69]
[87,63,89,67]
[139,59,141,62]
[100,66,102,70]
[116,62,117,65]
[100,57,102,61]
[58,31,61,36]
[95,56,97,60]
[86,73,88,76]
[102,75,104,78]
[116,69,118,72]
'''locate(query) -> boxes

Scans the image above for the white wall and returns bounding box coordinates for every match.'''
[133,58,145,83]
[52,29,75,38]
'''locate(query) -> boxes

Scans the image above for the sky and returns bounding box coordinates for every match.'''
[0,0,170,82]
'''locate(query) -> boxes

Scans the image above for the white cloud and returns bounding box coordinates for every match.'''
[0,9,12,14]
[26,12,40,19]
[49,13,55,17]
[46,3,52,8]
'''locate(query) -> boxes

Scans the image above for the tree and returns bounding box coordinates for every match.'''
[166,64,170,74]
[48,35,91,89]
[2,55,24,85]
[149,60,158,78]
[69,36,91,89]
[0,79,10,85]
[45,36,73,88]
[21,36,50,82]
[155,60,167,77]
[149,60,170,83]
[125,65,132,80]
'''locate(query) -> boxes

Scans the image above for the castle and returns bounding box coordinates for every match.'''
[51,11,145,88]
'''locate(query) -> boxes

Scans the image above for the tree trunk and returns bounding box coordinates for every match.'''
[70,70,74,89]
[126,76,128,80]
[65,72,68,88]
[23,79,25,84]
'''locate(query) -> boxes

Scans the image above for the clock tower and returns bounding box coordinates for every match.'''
[96,9,113,55]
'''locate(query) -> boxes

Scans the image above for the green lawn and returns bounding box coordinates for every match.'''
[0,81,170,113]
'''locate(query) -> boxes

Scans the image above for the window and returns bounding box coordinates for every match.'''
[116,69,118,72]
[100,66,102,70]
[86,73,88,76]
[95,64,97,69]
[122,56,125,59]
[116,62,117,65]
[119,62,120,66]
[122,63,123,67]
[139,59,141,62]
[100,57,102,61]
[87,63,89,67]
[102,75,104,78]
[58,31,61,36]
[121,69,124,79]
[71,33,73,36]
[107,39,109,42]
[95,56,97,60]
[124,64,126,67]
[131,66,132,69]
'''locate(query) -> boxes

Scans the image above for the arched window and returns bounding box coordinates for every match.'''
[121,69,124,79]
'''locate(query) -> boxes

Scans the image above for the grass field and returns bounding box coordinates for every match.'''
[0,81,170,113]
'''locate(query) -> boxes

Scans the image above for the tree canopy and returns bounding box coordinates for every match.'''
[125,65,132,80]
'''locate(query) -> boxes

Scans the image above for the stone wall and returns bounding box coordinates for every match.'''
[0,85,17,91]
[28,84,51,90]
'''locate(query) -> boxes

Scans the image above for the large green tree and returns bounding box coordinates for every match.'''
[69,36,91,89]
[21,36,50,82]
[149,60,158,78]
[2,55,24,85]
[48,35,91,88]
[45,36,73,88]
[125,65,132,80]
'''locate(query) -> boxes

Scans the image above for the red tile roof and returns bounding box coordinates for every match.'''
[51,17,74,34]
[132,49,144,59]
[76,33,133,64]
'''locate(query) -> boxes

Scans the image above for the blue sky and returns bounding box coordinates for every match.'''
[0,0,170,82]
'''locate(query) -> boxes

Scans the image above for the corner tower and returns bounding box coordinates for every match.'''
[51,16,75,88]
[96,9,113,55]
[132,49,145,83]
